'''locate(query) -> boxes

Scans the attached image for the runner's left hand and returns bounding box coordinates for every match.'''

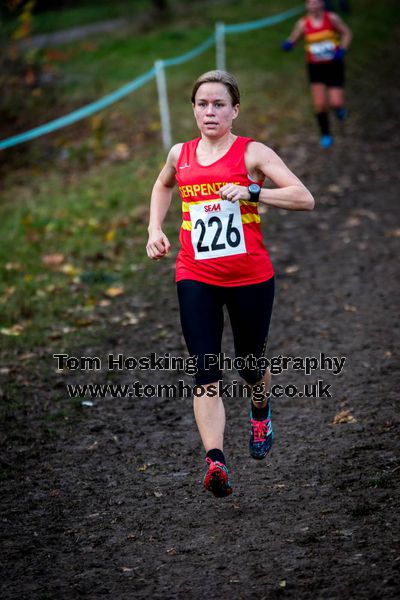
[219,184,249,203]
[334,47,346,61]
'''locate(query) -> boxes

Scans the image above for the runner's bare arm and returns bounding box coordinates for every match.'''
[219,142,314,211]
[329,12,352,49]
[147,143,182,260]
[287,18,305,44]
[248,142,314,210]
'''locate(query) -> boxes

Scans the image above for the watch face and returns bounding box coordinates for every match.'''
[249,183,261,194]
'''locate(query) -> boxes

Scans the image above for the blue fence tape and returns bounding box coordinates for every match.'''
[0,6,302,150]
[163,34,216,68]
[0,67,156,150]
[224,5,303,34]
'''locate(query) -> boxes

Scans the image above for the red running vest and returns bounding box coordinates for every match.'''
[304,11,339,64]
[175,136,274,286]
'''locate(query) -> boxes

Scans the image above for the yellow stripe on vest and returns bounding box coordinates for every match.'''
[181,220,192,231]
[241,213,261,224]
[305,30,337,43]
[181,199,213,212]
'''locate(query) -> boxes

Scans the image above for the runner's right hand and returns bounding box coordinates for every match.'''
[146,230,171,260]
[282,40,294,51]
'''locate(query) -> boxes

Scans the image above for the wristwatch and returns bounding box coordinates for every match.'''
[248,183,261,202]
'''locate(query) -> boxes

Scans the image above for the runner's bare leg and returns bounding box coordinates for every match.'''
[194,383,225,452]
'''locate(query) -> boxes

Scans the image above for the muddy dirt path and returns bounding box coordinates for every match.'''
[1,59,400,599]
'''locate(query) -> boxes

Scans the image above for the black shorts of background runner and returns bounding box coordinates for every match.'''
[307,60,345,87]
[177,277,275,386]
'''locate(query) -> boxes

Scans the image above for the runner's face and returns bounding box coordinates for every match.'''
[306,0,324,14]
[192,82,239,138]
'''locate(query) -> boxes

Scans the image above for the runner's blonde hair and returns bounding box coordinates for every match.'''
[191,70,240,106]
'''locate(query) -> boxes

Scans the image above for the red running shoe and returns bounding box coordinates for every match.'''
[203,458,233,498]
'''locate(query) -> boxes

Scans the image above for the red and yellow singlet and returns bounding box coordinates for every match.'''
[304,11,340,63]
[175,136,274,287]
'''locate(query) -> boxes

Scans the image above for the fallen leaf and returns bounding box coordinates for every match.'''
[284,265,299,274]
[0,287,16,303]
[114,217,130,228]
[20,353,36,361]
[121,566,134,573]
[1,324,25,336]
[60,264,81,277]
[104,229,116,243]
[154,491,163,498]
[113,143,130,160]
[345,216,361,227]
[344,303,357,312]
[84,299,96,310]
[149,121,161,132]
[105,286,124,298]
[333,410,357,424]
[138,463,150,472]
[5,262,22,271]
[166,548,177,555]
[42,253,64,266]
[75,318,94,328]
[48,331,63,340]
[98,299,110,308]
[123,312,139,326]
[109,316,123,324]
[384,228,400,238]
[87,441,98,451]
[354,209,378,221]
[88,218,100,230]
[279,580,287,589]
[48,325,74,340]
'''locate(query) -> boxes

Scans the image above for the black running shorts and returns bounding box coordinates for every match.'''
[307,60,345,87]
[176,277,275,386]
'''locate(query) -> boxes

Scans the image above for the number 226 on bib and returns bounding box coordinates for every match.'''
[189,200,247,260]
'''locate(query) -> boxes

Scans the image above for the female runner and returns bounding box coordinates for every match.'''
[282,0,352,148]
[146,70,314,498]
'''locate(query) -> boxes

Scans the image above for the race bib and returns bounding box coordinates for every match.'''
[189,200,246,260]
[310,40,335,61]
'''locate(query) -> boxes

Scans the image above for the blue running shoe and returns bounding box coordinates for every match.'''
[320,135,333,149]
[203,458,233,498]
[249,401,274,460]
